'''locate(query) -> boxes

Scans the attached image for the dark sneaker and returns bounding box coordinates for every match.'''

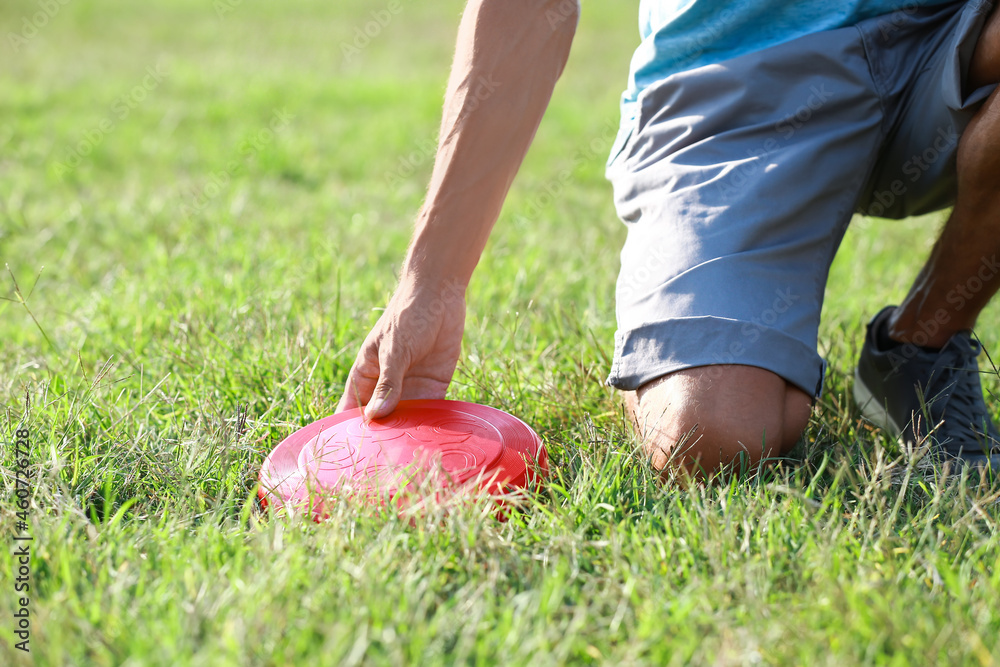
[854,305,1000,467]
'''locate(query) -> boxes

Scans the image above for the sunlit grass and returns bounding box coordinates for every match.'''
[2,1,1000,665]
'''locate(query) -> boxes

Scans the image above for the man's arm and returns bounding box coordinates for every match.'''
[337,0,580,418]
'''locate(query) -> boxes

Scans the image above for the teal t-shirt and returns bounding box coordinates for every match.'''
[614,0,954,157]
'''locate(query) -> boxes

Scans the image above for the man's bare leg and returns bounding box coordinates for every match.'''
[889,9,1000,344]
[623,365,813,478]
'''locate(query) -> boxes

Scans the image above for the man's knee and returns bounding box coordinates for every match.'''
[954,85,1000,202]
[623,365,812,477]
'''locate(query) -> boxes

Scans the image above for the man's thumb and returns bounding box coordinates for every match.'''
[365,374,403,420]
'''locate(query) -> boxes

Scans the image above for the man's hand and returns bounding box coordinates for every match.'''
[336,278,467,420]
[335,0,578,418]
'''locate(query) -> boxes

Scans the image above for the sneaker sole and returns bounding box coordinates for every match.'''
[852,367,903,436]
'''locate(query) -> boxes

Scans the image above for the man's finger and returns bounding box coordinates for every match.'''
[336,386,358,413]
[337,366,377,413]
[364,348,408,420]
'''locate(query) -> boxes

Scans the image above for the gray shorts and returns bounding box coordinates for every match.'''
[606,0,997,398]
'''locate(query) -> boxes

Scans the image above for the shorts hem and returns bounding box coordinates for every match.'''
[605,317,826,399]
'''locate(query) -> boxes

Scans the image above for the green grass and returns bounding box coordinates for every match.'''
[2,1,1000,664]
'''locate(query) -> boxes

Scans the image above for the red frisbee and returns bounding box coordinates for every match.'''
[258,399,547,518]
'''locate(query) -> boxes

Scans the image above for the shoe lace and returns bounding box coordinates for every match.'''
[926,336,998,451]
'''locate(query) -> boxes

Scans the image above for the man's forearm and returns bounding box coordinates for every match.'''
[401,0,579,287]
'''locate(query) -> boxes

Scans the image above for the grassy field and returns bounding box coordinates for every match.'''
[3,1,1000,664]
